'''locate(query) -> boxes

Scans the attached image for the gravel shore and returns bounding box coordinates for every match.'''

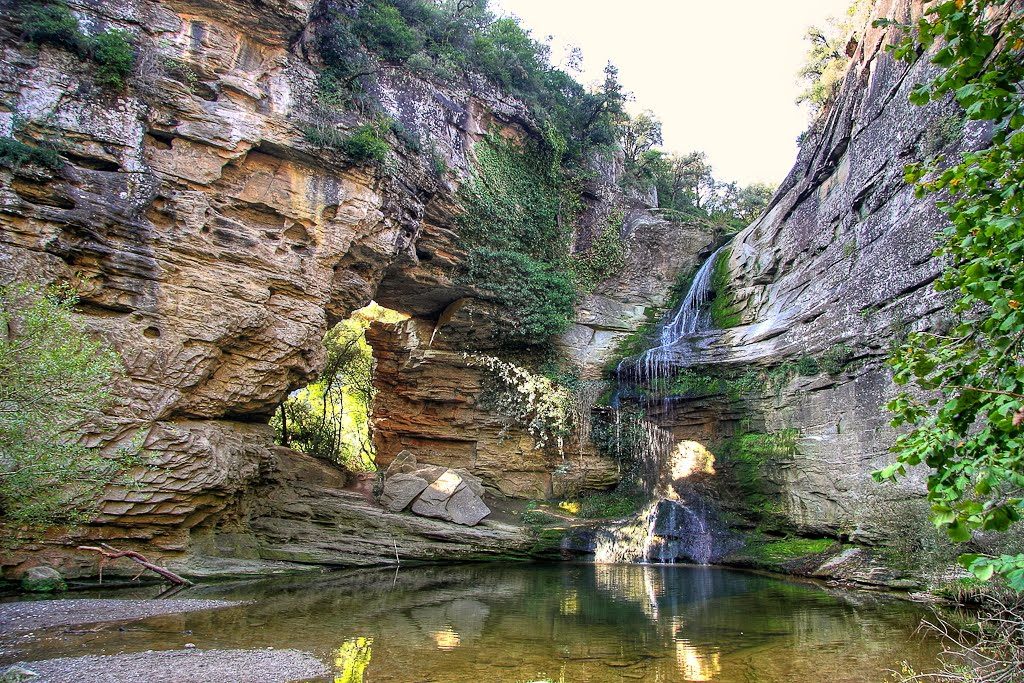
[0,598,241,634]
[5,648,329,682]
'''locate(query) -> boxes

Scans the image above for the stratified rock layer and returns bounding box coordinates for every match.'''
[0,0,713,578]
[651,0,1024,585]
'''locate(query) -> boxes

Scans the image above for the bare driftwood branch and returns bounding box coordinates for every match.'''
[77,543,192,586]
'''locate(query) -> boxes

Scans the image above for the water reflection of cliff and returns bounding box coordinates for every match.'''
[4,565,939,682]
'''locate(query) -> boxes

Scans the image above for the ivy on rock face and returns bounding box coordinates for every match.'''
[873,0,1024,588]
[458,133,579,345]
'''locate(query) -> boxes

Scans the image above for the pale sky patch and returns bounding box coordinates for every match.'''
[493,0,852,186]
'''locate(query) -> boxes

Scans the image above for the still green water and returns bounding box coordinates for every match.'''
[5,564,942,682]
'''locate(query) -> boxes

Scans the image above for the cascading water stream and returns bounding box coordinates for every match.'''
[615,245,726,392]
[593,246,731,566]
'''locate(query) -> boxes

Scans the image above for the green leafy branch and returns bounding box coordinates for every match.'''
[872,0,1024,588]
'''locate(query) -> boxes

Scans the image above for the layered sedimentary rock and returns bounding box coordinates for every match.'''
[651,0,1022,585]
[0,0,712,578]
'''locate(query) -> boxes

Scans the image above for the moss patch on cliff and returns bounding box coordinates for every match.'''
[0,137,62,171]
[647,368,761,400]
[709,247,742,329]
[717,428,799,521]
[744,536,836,563]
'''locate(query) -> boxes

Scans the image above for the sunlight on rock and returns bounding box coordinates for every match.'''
[668,441,716,481]
[334,636,373,683]
[592,502,660,564]
[558,500,581,515]
[357,301,409,323]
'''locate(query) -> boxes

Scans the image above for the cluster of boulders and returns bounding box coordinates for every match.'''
[378,451,491,526]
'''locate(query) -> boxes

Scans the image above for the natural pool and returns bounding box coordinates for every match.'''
[2,563,943,682]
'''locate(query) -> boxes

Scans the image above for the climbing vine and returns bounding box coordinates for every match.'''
[458,133,579,345]
[872,1,1024,588]
[468,353,576,450]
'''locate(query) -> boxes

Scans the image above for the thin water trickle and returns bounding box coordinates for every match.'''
[616,245,726,391]
[599,246,730,566]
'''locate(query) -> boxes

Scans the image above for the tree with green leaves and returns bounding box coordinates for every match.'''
[620,110,663,169]
[0,284,139,530]
[872,0,1024,588]
[795,0,876,114]
[273,306,401,470]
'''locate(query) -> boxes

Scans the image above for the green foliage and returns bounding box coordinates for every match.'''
[470,17,542,92]
[19,0,83,51]
[458,133,578,344]
[629,143,775,231]
[17,2,135,91]
[466,249,576,344]
[796,27,851,114]
[0,136,62,171]
[272,306,397,470]
[819,343,854,375]
[301,119,349,150]
[0,284,140,529]
[340,122,392,165]
[872,0,1024,588]
[91,29,135,90]
[709,247,742,328]
[620,111,663,170]
[577,490,644,519]
[569,211,626,294]
[795,355,820,376]
[312,1,626,162]
[795,0,874,114]
[746,536,835,563]
[354,3,422,62]
[302,118,392,166]
[460,134,566,262]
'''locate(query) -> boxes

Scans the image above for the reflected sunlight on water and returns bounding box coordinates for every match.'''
[430,627,461,650]
[1,564,945,683]
[334,636,372,683]
[675,639,722,682]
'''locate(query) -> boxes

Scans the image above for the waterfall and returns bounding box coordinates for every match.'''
[616,246,725,392]
[592,246,732,566]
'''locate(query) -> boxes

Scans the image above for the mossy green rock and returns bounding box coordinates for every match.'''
[21,566,66,592]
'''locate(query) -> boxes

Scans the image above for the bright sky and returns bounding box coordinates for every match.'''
[493,0,851,186]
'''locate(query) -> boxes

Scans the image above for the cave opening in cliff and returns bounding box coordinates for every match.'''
[270,302,407,472]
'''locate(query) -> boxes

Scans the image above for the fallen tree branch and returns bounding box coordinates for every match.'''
[77,543,192,586]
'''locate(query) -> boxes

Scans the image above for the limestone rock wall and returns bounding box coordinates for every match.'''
[655,0,1023,583]
[0,0,715,578]
[368,318,621,500]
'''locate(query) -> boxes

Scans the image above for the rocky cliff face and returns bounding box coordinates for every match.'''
[0,0,713,578]
[649,0,1021,586]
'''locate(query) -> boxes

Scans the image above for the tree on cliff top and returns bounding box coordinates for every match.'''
[874,0,1024,589]
[0,284,140,530]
